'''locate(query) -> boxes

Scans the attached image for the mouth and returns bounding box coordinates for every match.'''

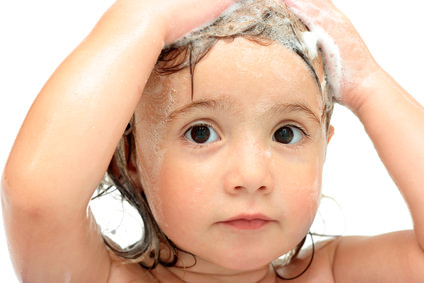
[217,214,275,230]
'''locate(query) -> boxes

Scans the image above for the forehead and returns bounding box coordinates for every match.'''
[139,37,324,116]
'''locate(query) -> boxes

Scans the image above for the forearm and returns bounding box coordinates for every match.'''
[355,69,424,247]
[3,1,165,212]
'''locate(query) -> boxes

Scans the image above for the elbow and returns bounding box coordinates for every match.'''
[1,164,52,219]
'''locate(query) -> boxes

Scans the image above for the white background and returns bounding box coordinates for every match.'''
[1,0,423,281]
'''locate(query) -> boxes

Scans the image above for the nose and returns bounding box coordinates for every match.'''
[223,137,273,195]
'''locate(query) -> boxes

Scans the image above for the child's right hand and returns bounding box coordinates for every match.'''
[113,0,238,45]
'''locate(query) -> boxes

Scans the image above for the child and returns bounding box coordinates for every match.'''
[1,0,424,282]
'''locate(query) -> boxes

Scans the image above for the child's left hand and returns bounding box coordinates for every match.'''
[283,0,381,111]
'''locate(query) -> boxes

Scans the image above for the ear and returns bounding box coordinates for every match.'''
[327,125,334,144]
[127,146,143,191]
[117,129,143,192]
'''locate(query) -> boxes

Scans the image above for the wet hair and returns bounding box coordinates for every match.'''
[93,0,335,275]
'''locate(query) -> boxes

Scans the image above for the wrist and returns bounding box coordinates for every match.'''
[92,1,167,51]
[341,66,388,115]
[352,68,401,121]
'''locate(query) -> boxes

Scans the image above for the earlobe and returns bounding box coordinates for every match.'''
[327,125,334,144]
[128,147,143,191]
[112,127,143,193]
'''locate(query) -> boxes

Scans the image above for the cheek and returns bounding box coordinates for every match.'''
[274,149,324,231]
[287,165,322,229]
[143,150,218,236]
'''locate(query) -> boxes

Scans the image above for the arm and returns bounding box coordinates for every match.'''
[284,0,424,281]
[332,70,424,281]
[1,1,236,282]
[355,70,424,240]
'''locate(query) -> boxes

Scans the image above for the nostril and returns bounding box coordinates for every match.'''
[234,186,243,191]
[258,186,267,191]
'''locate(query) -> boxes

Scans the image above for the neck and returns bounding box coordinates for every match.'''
[151,259,276,283]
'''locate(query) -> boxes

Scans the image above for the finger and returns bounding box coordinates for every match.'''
[164,0,240,44]
[204,0,241,22]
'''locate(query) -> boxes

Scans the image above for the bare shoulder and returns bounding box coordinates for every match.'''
[331,230,424,283]
[276,231,424,283]
[107,259,176,283]
[278,231,424,282]
[107,259,153,283]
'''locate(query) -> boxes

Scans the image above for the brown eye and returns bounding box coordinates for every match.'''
[185,124,219,144]
[273,126,303,144]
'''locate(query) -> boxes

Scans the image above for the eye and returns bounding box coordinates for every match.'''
[273,126,304,144]
[184,123,219,144]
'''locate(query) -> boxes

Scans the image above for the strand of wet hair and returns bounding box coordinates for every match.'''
[273,232,315,280]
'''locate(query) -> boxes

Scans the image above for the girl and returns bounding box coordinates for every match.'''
[2,0,424,282]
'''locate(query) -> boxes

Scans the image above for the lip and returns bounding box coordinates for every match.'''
[217,214,275,230]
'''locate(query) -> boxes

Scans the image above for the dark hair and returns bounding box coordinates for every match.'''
[94,0,334,272]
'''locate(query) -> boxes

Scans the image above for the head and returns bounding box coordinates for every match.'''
[101,0,334,272]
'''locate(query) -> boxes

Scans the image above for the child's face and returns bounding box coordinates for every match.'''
[134,37,330,271]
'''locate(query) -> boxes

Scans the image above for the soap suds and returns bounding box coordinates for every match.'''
[301,31,318,59]
[168,0,336,119]
[309,26,342,100]
[285,5,343,100]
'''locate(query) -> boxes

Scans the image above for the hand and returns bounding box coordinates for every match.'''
[115,0,239,45]
[283,0,381,111]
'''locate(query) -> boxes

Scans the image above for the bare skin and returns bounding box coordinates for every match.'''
[2,0,424,282]
[131,36,329,282]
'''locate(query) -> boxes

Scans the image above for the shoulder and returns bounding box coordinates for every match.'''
[284,230,424,283]
[277,231,424,282]
[107,258,180,283]
[330,230,424,282]
[107,259,154,283]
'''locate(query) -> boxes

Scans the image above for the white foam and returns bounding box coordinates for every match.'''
[288,7,343,100]
[313,26,343,100]
[301,31,318,59]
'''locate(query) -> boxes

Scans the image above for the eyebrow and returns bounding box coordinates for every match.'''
[166,98,233,123]
[166,97,322,125]
[268,102,322,125]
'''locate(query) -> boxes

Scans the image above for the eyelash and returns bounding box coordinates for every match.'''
[182,122,310,147]
[273,123,309,144]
